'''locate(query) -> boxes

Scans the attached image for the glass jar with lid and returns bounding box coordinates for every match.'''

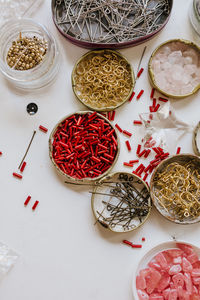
[0,18,60,90]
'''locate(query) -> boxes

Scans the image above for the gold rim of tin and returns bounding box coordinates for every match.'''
[148,39,200,99]
[150,153,200,224]
[71,49,135,112]
[194,0,200,23]
[193,121,200,156]
[49,110,120,184]
[91,171,152,233]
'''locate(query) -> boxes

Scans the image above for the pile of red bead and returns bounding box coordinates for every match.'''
[50,112,119,180]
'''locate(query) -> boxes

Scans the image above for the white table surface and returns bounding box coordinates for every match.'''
[0,0,200,299]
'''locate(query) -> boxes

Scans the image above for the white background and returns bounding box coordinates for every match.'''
[0,0,200,299]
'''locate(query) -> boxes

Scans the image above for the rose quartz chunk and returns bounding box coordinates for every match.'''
[182,257,193,272]
[137,275,147,290]
[172,273,184,288]
[151,41,200,96]
[184,272,193,294]
[168,289,177,300]
[146,268,162,294]
[168,264,182,275]
[138,289,149,300]
[155,253,168,269]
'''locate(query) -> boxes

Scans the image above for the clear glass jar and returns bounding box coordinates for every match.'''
[190,0,200,35]
[0,18,60,90]
[0,0,44,25]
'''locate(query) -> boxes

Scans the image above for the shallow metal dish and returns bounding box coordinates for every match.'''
[49,111,120,183]
[52,0,173,49]
[148,39,200,99]
[150,154,200,224]
[72,49,135,112]
[91,171,152,233]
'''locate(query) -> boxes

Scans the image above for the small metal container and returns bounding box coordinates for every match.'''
[189,0,200,35]
[49,111,120,183]
[72,49,135,112]
[150,154,200,224]
[148,39,200,99]
[91,171,152,233]
[52,0,173,49]
[193,121,200,156]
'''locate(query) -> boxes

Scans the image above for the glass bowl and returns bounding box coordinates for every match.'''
[0,18,60,90]
[132,241,200,300]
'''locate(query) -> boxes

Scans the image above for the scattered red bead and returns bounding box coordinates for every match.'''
[123,240,132,247]
[137,68,144,78]
[125,140,131,151]
[123,240,142,249]
[20,161,27,173]
[158,97,168,102]
[133,120,142,125]
[154,104,160,112]
[24,196,31,206]
[136,144,141,155]
[32,200,39,211]
[132,244,142,248]
[123,162,133,167]
[123,130,132,137]
[143,173,148,182]
[111,111,116,121]
[137,89,144,100]
[107,111,111,121]
[138,149,146,158]
[129,91,135,102]
[39,125,48,133]
[115,123,123,133]
[129,159,139,164]
[176,147,181,154]
[144,149,151,158]
[13,172,22,179]
[152,98,156,107]
[150,88,155,99]
[142,237,146,242]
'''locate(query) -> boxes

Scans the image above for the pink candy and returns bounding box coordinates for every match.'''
[136,243,200,299]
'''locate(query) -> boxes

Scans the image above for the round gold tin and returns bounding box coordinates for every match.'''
[150,153,200,224]
[91,171,152,233]
[72,49,135,112]
[193,121,200,156]
[148,39,200,99]
[49,111,120,184]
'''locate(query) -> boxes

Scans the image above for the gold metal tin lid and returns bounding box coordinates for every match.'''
[91,171,152,233]
[49,111,120,184]
[150,153,200,224]
[148,39,200,99]
[72,49,135,112]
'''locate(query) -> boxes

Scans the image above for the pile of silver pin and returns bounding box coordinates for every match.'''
[95,173,150,231]
[54,0,170,44]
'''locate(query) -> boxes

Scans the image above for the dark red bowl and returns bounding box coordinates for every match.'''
[52,0,173,49]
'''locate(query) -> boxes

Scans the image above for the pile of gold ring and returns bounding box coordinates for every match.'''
[152,162,200,222]
[72,50,134,111]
